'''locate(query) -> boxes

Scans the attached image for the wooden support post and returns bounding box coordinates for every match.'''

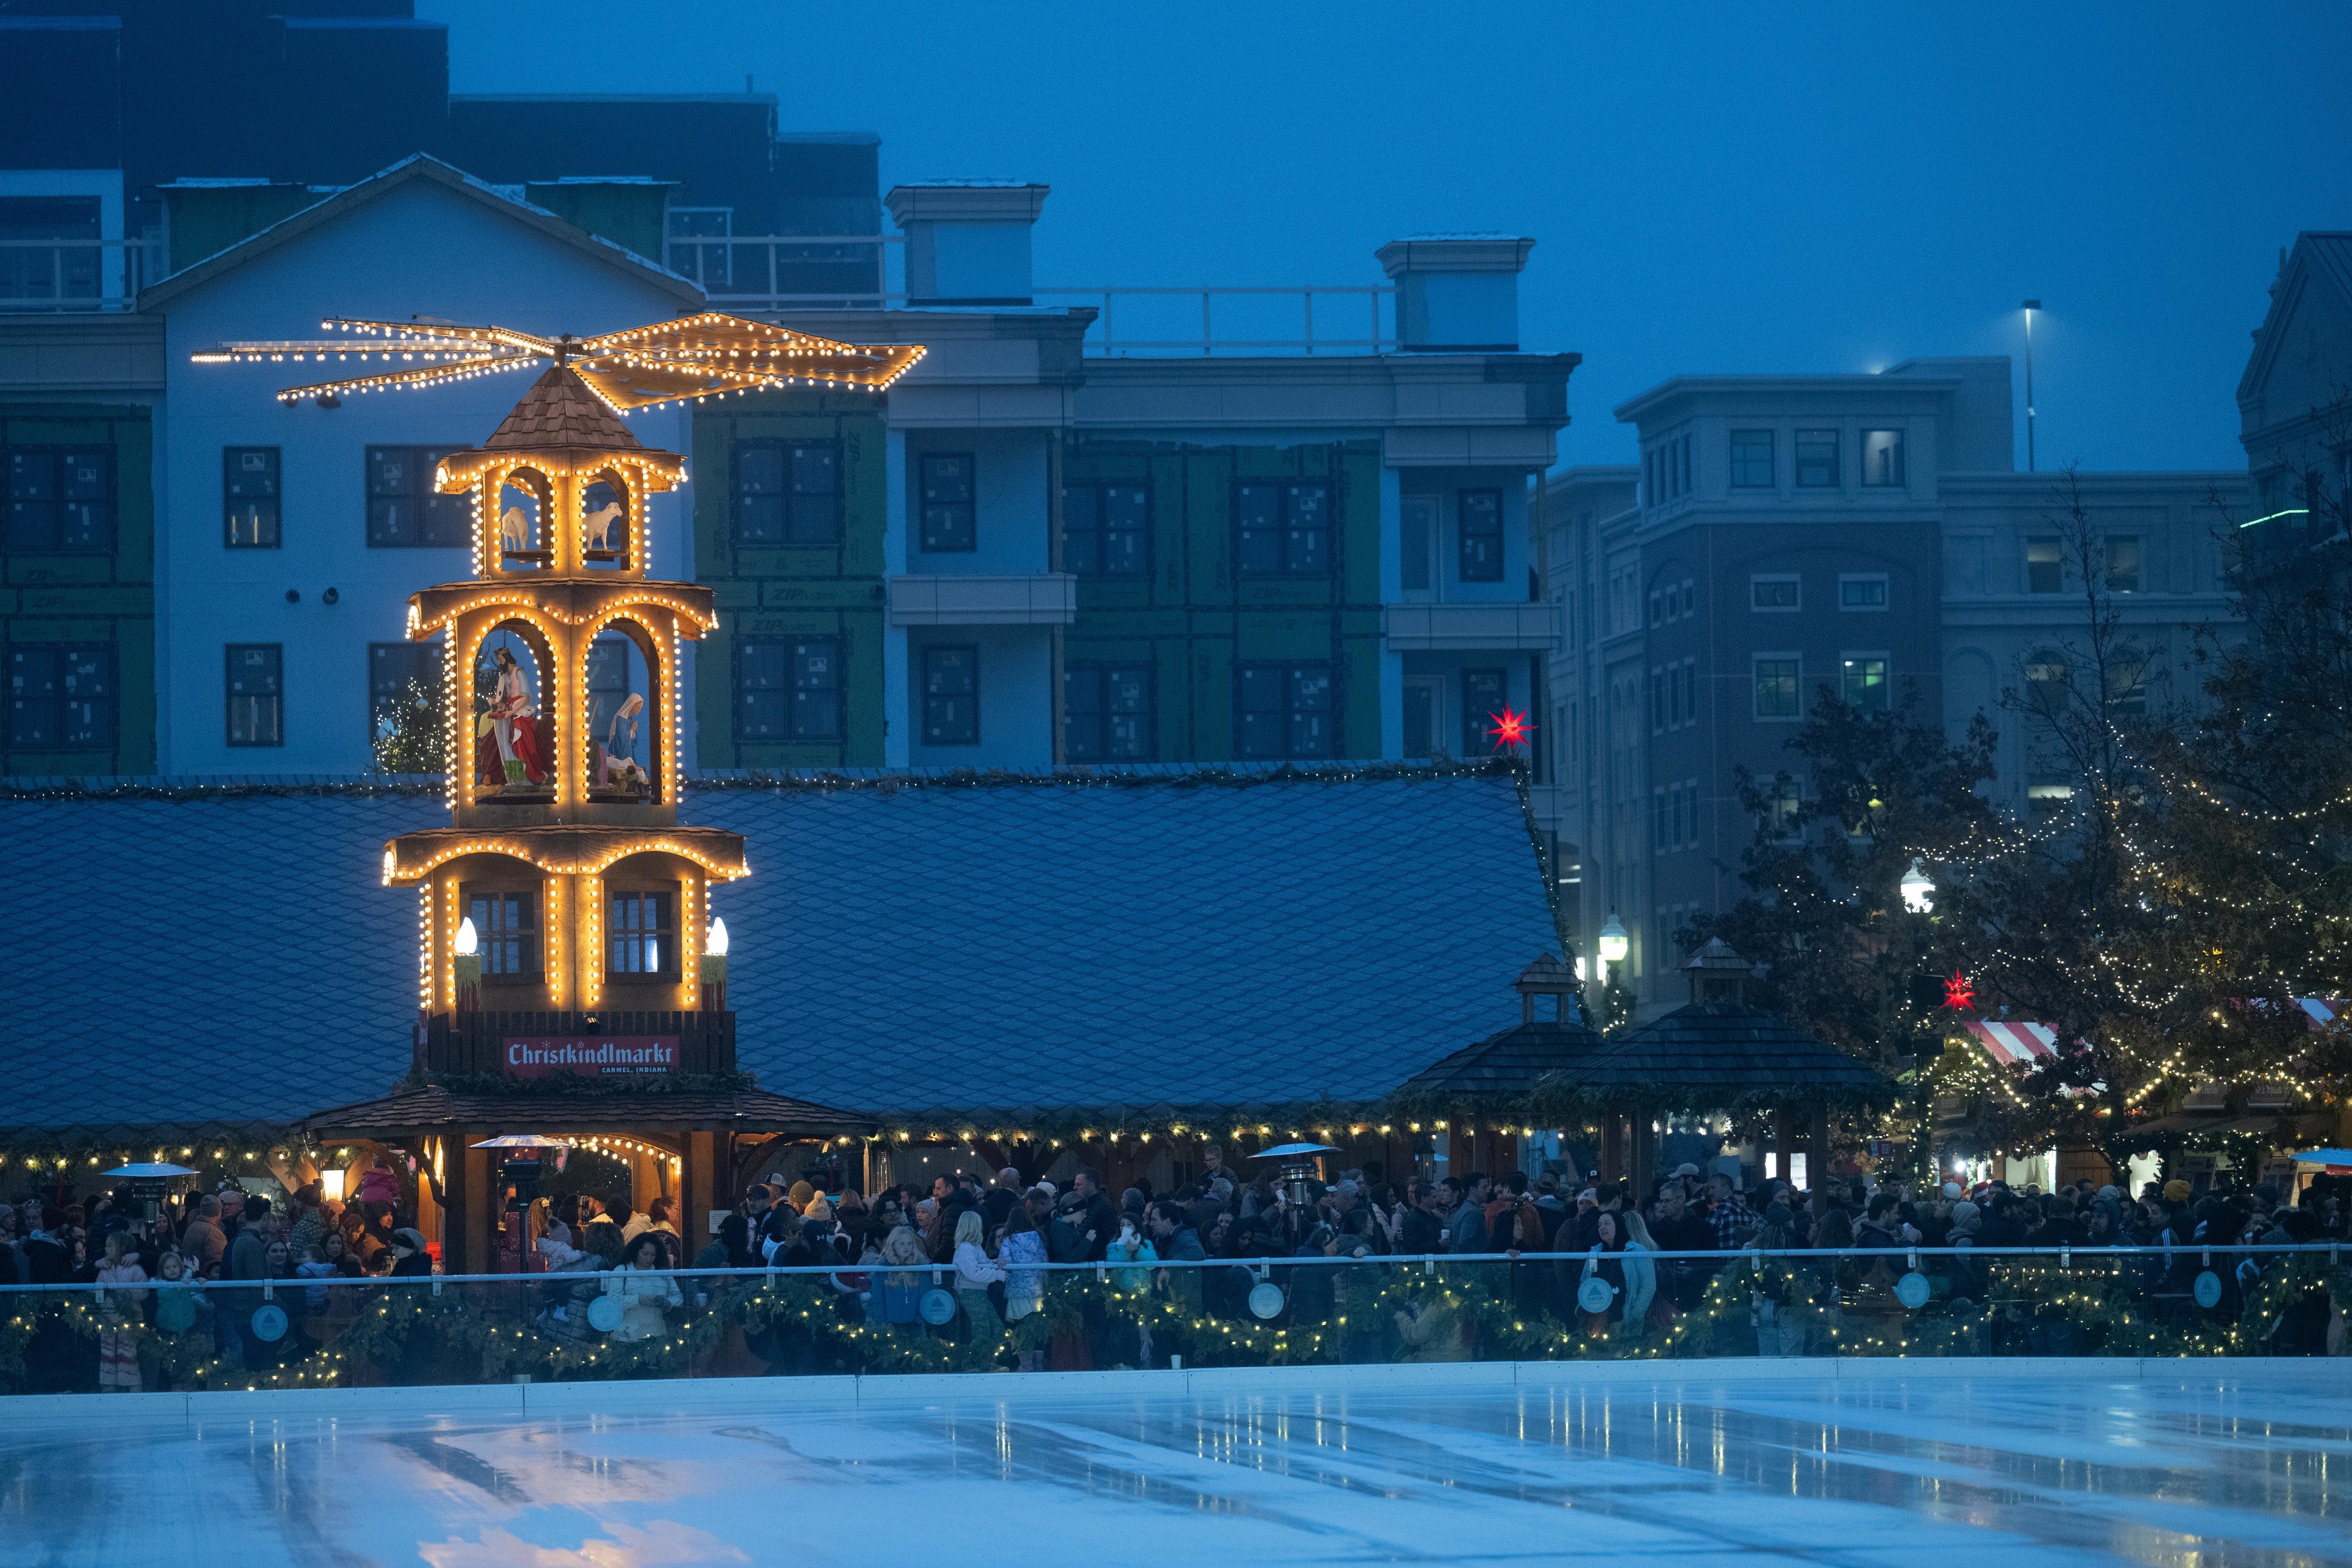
[1771,1109,1793,1191]
[1807,1104,1831,1196]
[461,1133,491,1277]
[1629,1115,1658,1196]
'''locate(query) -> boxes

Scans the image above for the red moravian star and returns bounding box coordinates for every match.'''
[1942,970,1975,1011]
[1484,708,1531,751]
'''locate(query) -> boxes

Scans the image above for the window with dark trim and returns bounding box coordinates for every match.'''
[1841,655,1890,710]
[736,636,842,742]
[1458,489,1504,582]
[467,889,540,977]
[6,447,114,553]
[2026,537,2063,593]
[733,439,842,548]
[1795,429,1840,488]
[1061,481,1149,577]
[1463,667,1506,755]
[224,447,280,548]
[1730,430,1775,488]
[1235,480,1332,577]
[364,447,467,548]
[368,641,439,748]
[2105,535,2141,593]
[1839,574,1888,609]
[1754,655,1800,720]
[225,643,284,746]
[918,451,975,552]
[1236,662,1334,759]
[1751,575,1800,610]
[607,890,676,977]
[922,645,979,746]
[6,643,111,749]
[1065,661,1153,762]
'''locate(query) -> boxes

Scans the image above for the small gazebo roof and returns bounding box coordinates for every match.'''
[1513,951,1578,996]
[1393,1017,1609,1101]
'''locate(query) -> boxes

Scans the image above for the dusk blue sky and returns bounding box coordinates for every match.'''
[424,1,2349,475]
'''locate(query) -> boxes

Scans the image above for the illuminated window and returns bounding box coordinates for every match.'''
[224,447,280,548]
[608,891,674,977]
[225,643,282,747]
[1842,655,1890,710]
[1861,429,1906,487]
[467,889,539,978]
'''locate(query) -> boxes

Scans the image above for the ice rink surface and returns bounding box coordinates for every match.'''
[2,1371,2348,1566]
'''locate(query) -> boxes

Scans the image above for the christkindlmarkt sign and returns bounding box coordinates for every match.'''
[502,1036,680,1080]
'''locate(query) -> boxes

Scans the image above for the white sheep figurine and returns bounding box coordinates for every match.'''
[499,505,532,554]
[585,500,625,554]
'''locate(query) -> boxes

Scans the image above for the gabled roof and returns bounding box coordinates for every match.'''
[2238,231,2352,413]
[139,154,703,311]
[1570,1003,1889,1096]
[0,764,1559,1135]
[484,366,644,451]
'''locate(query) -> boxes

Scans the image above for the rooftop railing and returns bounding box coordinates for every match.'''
[0,238,168,313]
[663,234,1398,356]
[4,1243,2334,1394]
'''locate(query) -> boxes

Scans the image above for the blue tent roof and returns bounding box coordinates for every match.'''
[0,766,1561,1134]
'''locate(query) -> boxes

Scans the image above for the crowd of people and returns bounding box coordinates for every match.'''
[2,1145,2341,1389]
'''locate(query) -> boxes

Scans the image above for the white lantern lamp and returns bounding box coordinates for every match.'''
[1901,860,1936,914]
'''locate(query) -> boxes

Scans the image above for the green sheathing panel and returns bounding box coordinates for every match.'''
[1,406,156,777]
[691,391,888,769]
[1063,438,1383,762]
[163,186,323,274]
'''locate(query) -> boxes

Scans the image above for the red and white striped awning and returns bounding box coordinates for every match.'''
[1962,1019,2061,1065]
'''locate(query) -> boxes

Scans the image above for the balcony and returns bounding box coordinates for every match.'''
[888,573,1077,627]
[1382,601,1561,651]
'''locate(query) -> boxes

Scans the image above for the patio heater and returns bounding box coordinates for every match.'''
[103,1163,198,1235]
[1251,1142,1338,1246]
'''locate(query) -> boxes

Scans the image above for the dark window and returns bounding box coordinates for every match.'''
[1066,662,1153,762]
[364,447,467,548]
[2026,537,2064,593]
[1754,657,1800,720]
[1458,489,1504,582]
[1795,429,1840,488]
[2106,535,2141,594]
[2024,647,2070,717]
[6,643,111,749]
[224,447,281,548]
[1061,482,1149,578]
[1237,662,1334,760]
[6,447,113,553]
[608,891,675,977]
[368,641,439,748]
[922,645,979,746]
[1235,480,1332,577]
[586,635,632,726]
[225,643,283,746]
[469,891,538,977]
[1752,576,1799,611]
[733,440,842,547]
[2104,654,2149,717]
[1861,429,1905,487]
[1839,575,1888,609]
[918,451,976,552]
[1463,668,1507,755]
[736,636,842,742]
[1400,496,1435,591]
[1730,430,1775,488]
[1842,655,1889,710]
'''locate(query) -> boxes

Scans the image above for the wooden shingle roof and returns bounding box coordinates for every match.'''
[483,366,644,452]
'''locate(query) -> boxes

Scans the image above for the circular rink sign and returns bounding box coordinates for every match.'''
[1894,1272,1932,1310]
[1248,1282,1286,1319]
[919,1289,959,1326]
[249,1303,288,1343]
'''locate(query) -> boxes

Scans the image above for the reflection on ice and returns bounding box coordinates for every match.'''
[4,1374,2349,1567]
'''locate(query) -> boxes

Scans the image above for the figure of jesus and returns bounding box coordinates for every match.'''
[488,645,535,788]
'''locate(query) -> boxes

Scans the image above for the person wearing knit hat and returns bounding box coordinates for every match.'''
[2163,1179,2192,1204]
[788,1180,816,1210]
